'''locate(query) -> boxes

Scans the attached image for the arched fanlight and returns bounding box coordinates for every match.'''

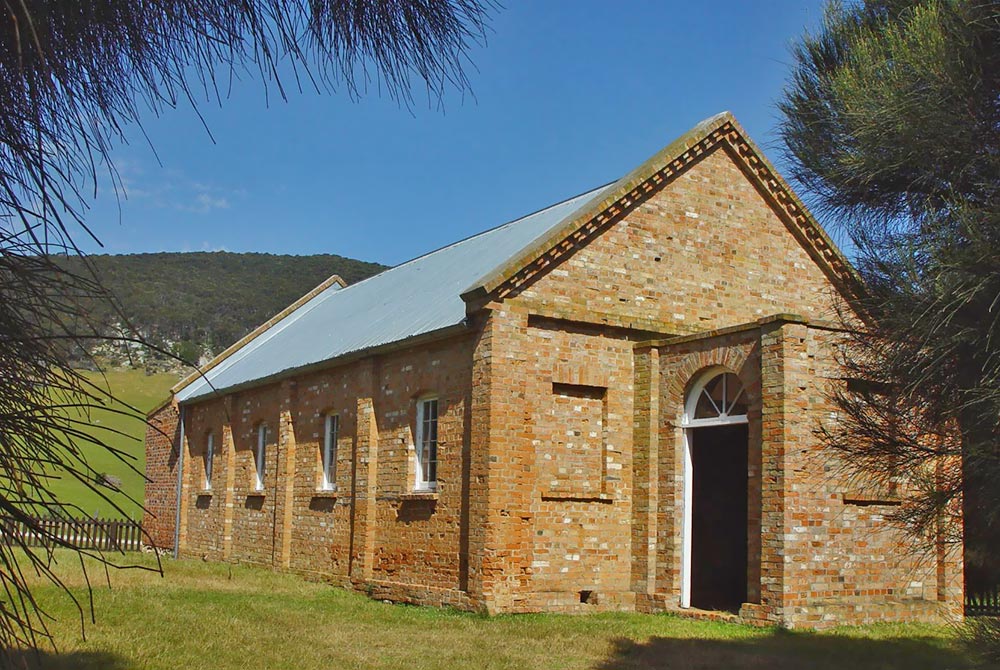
[680,369,749,611]
[684,370,748,426]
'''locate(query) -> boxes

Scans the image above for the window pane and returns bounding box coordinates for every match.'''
[428,437,437,482]
[256,425,266,489]
[322,417,329,483]
[205,434,214,489]
[692,373,747,420]
[418,398,438,488]
[694,391,720,419]
[324,414,338,488]
[726,378,748,416]
[707,375,726,411]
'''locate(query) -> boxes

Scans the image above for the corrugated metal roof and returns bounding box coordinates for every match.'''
[177,183,616,402]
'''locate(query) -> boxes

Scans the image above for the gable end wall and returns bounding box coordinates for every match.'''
[514,146,841,333]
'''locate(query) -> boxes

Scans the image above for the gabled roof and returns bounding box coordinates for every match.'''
[175,183,615,402]
[461,111,859,308]
[171,273,345,400]
[174,111,857,404]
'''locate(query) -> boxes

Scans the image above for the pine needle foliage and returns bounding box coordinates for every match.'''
[779,0,1000,651]
[0,0,493,659]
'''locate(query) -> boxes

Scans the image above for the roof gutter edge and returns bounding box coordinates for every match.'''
[177,320,473,406]
[170,272,349,398]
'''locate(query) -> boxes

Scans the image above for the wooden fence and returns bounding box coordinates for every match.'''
[0,516,143,552]
[967,584,1000,616]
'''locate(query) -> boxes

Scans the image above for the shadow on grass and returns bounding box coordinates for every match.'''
[4,649,129,670]
[596,629,975,670]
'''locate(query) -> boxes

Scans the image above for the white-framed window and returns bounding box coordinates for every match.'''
[204,432,215,490]
[254,423,267,492]
[415,396,439,491]
[684,371,748,427]
[321,412,339,491]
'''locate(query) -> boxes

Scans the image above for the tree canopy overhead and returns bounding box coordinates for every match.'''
[779,0,1000,647]
[0,0,494,655]
[785,0,999,231]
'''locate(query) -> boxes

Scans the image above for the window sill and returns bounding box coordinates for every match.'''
[843,493,901,507]
[401,491,439,501]
[312,489,339,499]
[541,492,613,503]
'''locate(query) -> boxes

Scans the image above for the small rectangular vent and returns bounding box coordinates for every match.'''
[552,382,605,400]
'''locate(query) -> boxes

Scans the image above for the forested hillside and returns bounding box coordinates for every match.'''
[57,252,387,368]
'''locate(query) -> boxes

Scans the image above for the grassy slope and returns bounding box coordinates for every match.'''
[21,553,970,670]
[48,370,178,520]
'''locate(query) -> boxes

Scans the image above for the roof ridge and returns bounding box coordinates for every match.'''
[334,181,616,296]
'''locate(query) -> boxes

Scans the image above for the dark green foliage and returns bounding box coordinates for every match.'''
[779,0,1000,631]
[56,252,386,363]
[171,340,203,366]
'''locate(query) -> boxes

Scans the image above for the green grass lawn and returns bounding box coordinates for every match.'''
[17,551,974,670]
[47,370,178,520]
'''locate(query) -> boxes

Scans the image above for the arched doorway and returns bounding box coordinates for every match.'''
[680,369,748,612]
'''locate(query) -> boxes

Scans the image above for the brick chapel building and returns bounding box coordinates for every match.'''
[144,113,963,628]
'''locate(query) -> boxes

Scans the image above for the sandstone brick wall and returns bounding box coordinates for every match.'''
[144,401,179,549]
[227,382,284,566]
[478,310,639,612]
[180,396,228,560]
[173,333,476,606]
[364,338,472,595]
[284,367,358,579]
[147,129,964,627]
[773,325,962,627]
[514,146,840,334]
[632,321,962,628]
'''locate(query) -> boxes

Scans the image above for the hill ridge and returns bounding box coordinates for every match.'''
[56,251,388,369]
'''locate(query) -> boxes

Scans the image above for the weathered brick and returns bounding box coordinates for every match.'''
[144,128,963,628]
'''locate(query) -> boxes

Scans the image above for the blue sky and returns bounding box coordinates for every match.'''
[84,1,830,266]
